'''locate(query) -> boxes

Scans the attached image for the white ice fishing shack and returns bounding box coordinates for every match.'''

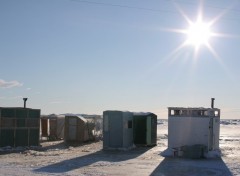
[167,98,220,158]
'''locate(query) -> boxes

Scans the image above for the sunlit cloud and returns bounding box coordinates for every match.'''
[26,88,32,91]
[0,79,23,88]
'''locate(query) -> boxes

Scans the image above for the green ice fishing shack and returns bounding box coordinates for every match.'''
[0,107,40,147]
[133,112,157,146]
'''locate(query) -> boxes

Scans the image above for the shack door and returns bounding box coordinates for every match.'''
[109,113,123,147]
[133,116,147,145]
[212,117,220,150]
[209,118,214,150]
[68,117,77,140]
[41,119,48,137]
[146,116,151,145]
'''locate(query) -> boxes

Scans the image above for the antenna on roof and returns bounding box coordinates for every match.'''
[23,98,28,108]
[211,98,215,109]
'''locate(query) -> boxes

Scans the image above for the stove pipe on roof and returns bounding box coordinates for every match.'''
[23,98,28,108]
[211,98,215,109]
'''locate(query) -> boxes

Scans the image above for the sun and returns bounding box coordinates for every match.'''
[185,19,212,48]
[162,1,234,63]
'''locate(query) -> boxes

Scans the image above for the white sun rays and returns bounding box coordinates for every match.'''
[167,1,238,62]
[151,1,237,81]
[169,2,238,82]
[140,1,238,98]
[173,8,217,58]
[139,1,239,88]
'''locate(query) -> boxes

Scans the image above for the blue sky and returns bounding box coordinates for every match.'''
[1,0,240,118]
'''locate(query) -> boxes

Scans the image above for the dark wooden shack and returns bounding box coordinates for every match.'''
[0,107,40,147]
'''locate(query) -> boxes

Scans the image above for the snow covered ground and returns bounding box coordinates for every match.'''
[0,119,239,176]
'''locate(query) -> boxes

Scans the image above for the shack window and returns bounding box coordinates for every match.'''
[198,110,206,116]
[204,111,208,116]
[175,110,180,116]
[128,120,132,129]
[215,111,219,116]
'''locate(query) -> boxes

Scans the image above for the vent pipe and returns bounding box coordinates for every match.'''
[211,98,215,109]
[23,98,28,108]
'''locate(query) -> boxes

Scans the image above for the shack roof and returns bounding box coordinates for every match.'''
[0,107,40,110]
[168,107,220,111]
[65,115,88,123]
[41,114,65,119]
[133,112,157,116]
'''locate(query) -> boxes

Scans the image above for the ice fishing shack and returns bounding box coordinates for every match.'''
[40,114,65,140]
[167,98,220,158]
[64,115,94,143]
[0,107,40,147]
[103,111,134,150]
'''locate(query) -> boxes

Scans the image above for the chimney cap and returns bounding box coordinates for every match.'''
[23,98,28,108]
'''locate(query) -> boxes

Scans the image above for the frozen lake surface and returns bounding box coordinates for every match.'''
[0,119,239,176]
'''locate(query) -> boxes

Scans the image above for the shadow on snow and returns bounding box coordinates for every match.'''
[150,157,232,176]
[34,147,152,173]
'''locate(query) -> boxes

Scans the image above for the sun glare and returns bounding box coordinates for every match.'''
[156,2,236,84]
[185,20,212,48]
[161,1,234,64]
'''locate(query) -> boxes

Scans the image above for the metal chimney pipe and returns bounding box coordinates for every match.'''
[211,98,215,109]
[23,98,28,108]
